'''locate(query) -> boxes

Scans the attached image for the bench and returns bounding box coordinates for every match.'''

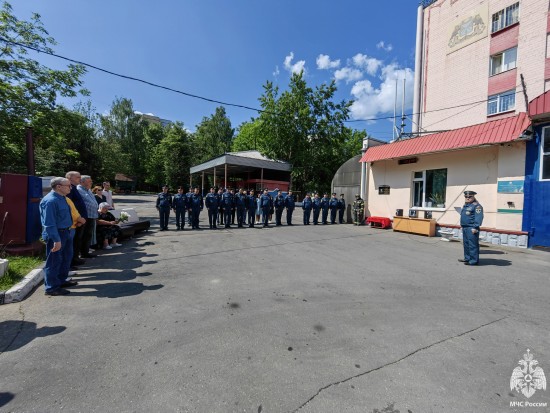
[366,216,392,229]
[109,208,151,239]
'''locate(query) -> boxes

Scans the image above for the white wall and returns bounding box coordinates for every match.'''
[366,144,526,230]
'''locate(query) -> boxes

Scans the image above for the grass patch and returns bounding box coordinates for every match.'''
[0,256,43,291]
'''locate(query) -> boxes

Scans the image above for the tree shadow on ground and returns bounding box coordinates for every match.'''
[68,282,163,299]
[0,321,65,353]
[0,393,15,409]
[480,249,506,255]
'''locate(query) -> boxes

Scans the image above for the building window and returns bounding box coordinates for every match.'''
[412,169,447,207]
[490,47,517,76]
[542,127,550,180]
[488,90,515,115]
[492,2,520,33]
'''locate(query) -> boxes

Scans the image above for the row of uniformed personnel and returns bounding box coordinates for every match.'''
[156,186,361,230]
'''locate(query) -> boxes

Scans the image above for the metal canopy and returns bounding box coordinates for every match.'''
[190,151,291,175]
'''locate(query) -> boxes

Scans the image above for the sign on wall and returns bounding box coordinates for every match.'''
[447,4,488,54]
[497,180,524,194]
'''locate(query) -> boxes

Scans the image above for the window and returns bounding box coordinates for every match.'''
[492,2,520,33]
[490,47,517,76]
[542,127,550,180]
[411,169,447,207]
[488,90,515,115]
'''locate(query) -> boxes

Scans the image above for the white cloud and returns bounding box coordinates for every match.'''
[316,54,340,70]
[283,52,306,75]
[273,65,280,77]
[351,53,382,76]
[350,63,414,122]
[334,67,363,83]
[376,41,393,52]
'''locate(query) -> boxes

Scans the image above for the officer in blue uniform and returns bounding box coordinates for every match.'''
[320,193,330,224]
[189,187,204,229]
[235,188,247,228]
[172,186,188,230]
[274,189,285,226]
[302,193,312,225]
[338,194,346,224]
[247,190,256,228]
[205,187,219,229]
[156,185,172,231]
[260,188,272,227]
[459,190,484,265]
[329,193,339,224]
[284,190,295,225]
[217,188,224,226]
[312,193,321,225]
[220,188,234,228]
[186,188,193,226]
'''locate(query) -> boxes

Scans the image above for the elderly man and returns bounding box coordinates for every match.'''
[39,177,79,296]
[77,175,99,258]
[66,171,87,266]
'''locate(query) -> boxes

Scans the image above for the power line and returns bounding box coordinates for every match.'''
[0,37,272,115]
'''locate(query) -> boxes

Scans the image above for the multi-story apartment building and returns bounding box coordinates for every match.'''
[359,0,550,248]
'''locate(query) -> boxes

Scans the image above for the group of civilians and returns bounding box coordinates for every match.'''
[39,172,121,296]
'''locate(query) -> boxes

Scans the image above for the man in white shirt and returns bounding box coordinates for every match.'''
[102,181,115,209]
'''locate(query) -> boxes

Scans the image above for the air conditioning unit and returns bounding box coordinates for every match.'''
[395,209,403,217]
[408,209,417,218]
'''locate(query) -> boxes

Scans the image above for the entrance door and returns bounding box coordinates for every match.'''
[528,181,550,247]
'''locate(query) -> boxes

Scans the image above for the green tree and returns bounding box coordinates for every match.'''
[0,1,88,172]
[98,97,147,184]
[192,106,234,164]
[232,119,264,152]
[159,122,193,189]
[256,72,356,194]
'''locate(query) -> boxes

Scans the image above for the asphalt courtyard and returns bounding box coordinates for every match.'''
[1,194,549,413]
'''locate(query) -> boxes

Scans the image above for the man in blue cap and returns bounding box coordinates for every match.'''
[156,184,172,231]
[459,190,484,265]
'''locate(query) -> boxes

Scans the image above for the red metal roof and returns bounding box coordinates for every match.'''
[360,112,530,163]
[529,89,550,119]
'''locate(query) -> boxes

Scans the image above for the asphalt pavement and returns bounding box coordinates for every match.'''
[1,194,549,413]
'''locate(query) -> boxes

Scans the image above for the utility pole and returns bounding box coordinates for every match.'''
[399,79,406,139]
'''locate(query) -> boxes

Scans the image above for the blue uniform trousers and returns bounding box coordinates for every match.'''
[321,209,329,224]
[207,208,218,228]
[330,209,337,224]
[175,208,185,229]
[313,209,320,224]
[286,208,294,225]
[159,207,170,230]
[303,208,311,225]
[262,207,270,226]
[224,208,232,227]
[275,208,284,225]
[462,228,480,265]
[191,208,201,229]
[44,229,74,292]
[247,209,255,227]
[237,206,246,227]
[338,209,344,224]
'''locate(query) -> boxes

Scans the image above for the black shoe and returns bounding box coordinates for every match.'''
[72,258,86,265]
[458,259,467,263]
[45,288,70,296]
[81,254,96,258]
[61,280,78,288]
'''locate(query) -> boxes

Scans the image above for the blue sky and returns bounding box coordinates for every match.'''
[11,1,420,140]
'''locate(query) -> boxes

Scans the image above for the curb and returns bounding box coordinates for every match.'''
[0,268,44,305]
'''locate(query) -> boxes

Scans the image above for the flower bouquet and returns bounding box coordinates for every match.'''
[118,211,130,224]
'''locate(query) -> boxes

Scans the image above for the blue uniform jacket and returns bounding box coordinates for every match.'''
[67,184,88,218]
[329,197,339,210]
[302,197,312,210]
[205,193,219,209]
[320,197,330,211]
[190,193,204,210]
[311,198,321,210]
[460,201,483,228]
[235,193,246,207]
[220,192,234,209]
[285,195,295,209]
[260,194,272,209]
[247,195,256,210]
[156,192,173,209]
[274,195,285,210]
[172,193,187,210]
[338,198,346,210]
